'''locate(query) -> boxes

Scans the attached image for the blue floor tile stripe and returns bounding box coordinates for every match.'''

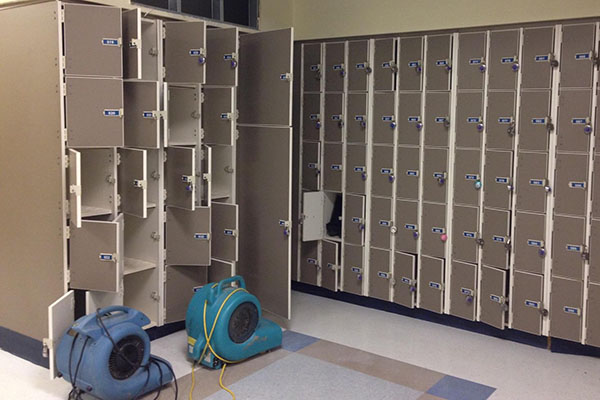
[427,375,496,400]
[281,330,320,352]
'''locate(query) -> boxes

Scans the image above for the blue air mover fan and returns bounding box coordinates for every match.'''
[186,276,282,369]
[56,306,176,400]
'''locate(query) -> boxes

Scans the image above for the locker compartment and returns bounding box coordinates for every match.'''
[203,87,235,146]
[421,202,447,258]
[122,9,141,80]
[140,19,161,81]
[348,40,370,92]
[398,36,423,91]
[552,215,585,281]
[164,21,206,83]
[453,148,481,206]
[455,92,484,149]
[593,156,600,219]
[123,267,159,326]
[479,265,507,330]
[323,143,343,192]
[488,29,520,90]
[397,92,422,146]
[512,271,544,335]
[345,144,367,195]
[208,259,234,284]
[303,43,322,92]
[63,3,122,77]
[211,202,238,262]
[481,208,511,270]
[457,32,486,90]
[343,244,364,295]
[514,212,546,274]
[302,141,321,191]
[393,252,416,308]
[124,81,161,149]
[483,150,513,210]
[550,277,582,342]
[343,194,365,246]
[371,145,395,198]
[374,38,396,91]
[557,89,593,153]
[424,92,450,147]
[66,77,124,148]
[325,42,346,92]
[210,145,234,201]
[518,90,552,152]
[165,146,196,210]
[80,149,117,218]
[452,205,480,264]
[485,91,516,150]
[68,149,82,228]
[321,240,339,292]
[123,209,159,276]
[168,84,201,146]
[302,191,339,241]
[591,220,600,283]
[560,24,596,89]
[521,26,555,89]
[515,151,548,213]
[118,148,147,219]
[419,255,445,313]
[449,261,477,320]
[396,146,420,200]
[554,153,588,217]
[347,93,368,143]
[303,93,321,142]
[166,206,211,266]
[586,283,600,347]
[395,199,419,254]
[324,93,344,142]
[165,266,208,323]
[426,34,452,91]
[206,27,238,86]
[422,148,448,204]
[373,92,396,145]
[300,241,319,285]
[369,248,391,301]
[370,196,393,250]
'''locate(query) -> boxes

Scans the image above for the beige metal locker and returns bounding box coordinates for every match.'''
[419,256,445,313]
[393,252,416,308]
[480,265,507,329]
[550,277,583,342]
[449,261,477,320]
[369,248,392,301]
[343,244,364,295]
[300,241,319,286]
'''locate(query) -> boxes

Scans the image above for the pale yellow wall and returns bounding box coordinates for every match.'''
[259,0,294,31]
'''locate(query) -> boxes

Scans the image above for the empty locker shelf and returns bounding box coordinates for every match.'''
[124,257,157,276]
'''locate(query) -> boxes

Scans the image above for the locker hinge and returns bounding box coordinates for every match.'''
[203,173,211,183]
[129,38,141,49]
[327,263,341,271]
[42,338,51,358]
[62,81,67,95]
[163,189,168,201]
[64,154,69,168]
[61,55,66,71]
[163,150,168,161]
[65,199,70,216]
[280,72,293,82]
[116,152,121,166]
[235,129,240,141]
[116,194,121,207]
[59,7,65,23]
[65,269,71,283]
[199,128,205,139]
[151,171,161,180]
[62,128,68,144]
[162,66,166,79]
[200,92,205,104]
[69,184,81,197]
[151,232,161,241]
[133,179,146,189]
[65,226,71,239]
[162,25,166,39]
[581,245,590,261]
[150,291,160,301]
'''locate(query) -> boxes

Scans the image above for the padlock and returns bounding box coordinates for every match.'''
[390,121,397,129]
[361,172,367,181]
[474,180,482,190]
[512,62,520,71]
[479,63,486,72]
[413,231,419,239]
[416,122,423,131]
[388,173,395,183]
[539,247,546,257]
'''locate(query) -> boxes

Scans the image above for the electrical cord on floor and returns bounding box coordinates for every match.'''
[219,364,235,400]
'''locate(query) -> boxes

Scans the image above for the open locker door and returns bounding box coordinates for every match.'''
[206,27,239,86]
[68,149,82,228]
[118,148,147,218]
[122,8,142,80]
[47,290,74,379]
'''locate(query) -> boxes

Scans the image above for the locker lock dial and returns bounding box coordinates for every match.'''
[539,247,546,257]
[479,63,486,73]
[511,57,519,71]
[388,173,395,183]
[413,230,419,239]
[416,121,423,131]
[583,119,592,134]
[474,180,482,190]
[390,120,397,129]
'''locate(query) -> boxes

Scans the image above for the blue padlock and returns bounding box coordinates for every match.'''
[512,63,520,71]
[474,180,482,190]
[198,56,206,65]
[416,122,423,131]
[390,121,397,129]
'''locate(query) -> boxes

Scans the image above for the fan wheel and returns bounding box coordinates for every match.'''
[108,335,145,380]
[228,302,259,344]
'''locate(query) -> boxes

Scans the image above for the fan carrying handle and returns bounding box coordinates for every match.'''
[96,305,131,317]
[215,275,247,299]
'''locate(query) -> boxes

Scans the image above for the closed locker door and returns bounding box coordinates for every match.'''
[302,141,320,191]
[422,148,448,204]
[323,143,343,192]
[421,202,447,258]
[452,205,480,264]
[166,146,196,211]
[456,92,484,149]
[454,148,481,206]
[424,92,450,147]
[512,271,544,335]
[483,150,513,210]
[300,241,319,285]
[449,261,477,320]
[344,194,365,246]
[372,145,395,198]
[118,148,147,219]
[394,252,416,308]
[457,32,486,90]
[124,81,160,149]
[322,240,339,292]
[206,27,238,86]
[521,27,555,89]
[515,152,548,213]
[396,146,420,200]
[419,256,445,313]
[370,196,392,250]
[374,38,396,91]
[348,40,369,92]
[514,212,546,274]
[552,216,585,281]
[518,91,552,152]
[398,36,423,91]
[481,208,510,269]
[324,93,344,142]
[554,153,588,217]
[586,283,600,347]
[343,244,364,295]
[168,85,200,146]
[480,265,507,329]
[486,91,516,150]
[557,89,593,153]
[166,207,211,266]
[325,42,346,92]
[395,199,419,254]
[560,24,596,89]
[347,93,368,143]
[203,87,235,146]
[164,21,206,83]
[488,29,520,90]
[303,43,322,92]
[211,202,238,262]
[397,93,422,146]
[165,266,208,323]
[550,277,582,342]
[346,144,367,194]
[373,92,396,145]
[593,156,600,219]
[303,93,321,141]
[369,248,392,301]
[426,35,452,91]
[590,220,600,283]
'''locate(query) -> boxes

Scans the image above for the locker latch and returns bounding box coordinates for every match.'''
[580,245,590,261]
[327,263,341,271]
[280,73,293,82]
[549,53,559,68]
[129,38,141,49]
[133,179,146,189]
[504,238,512,251]
[99,253,118,262]
[390,226,398,234]
[191,110,201,120]
[224,229,237,237]
[507,119,516,136]
[151,171,161,180]
[333,63,346,77]
[69,184,81,197]
[149,47,159,57]
[106,175,116,184]
[189,48,207,64]
[434,171,447,185]
[182,175,195,191]
[279,220,291,237]
[476,236,485,247]
[310,64,321,80]
[151,232,161,241]
[42,338,52,358]
[220,112,234,121]
[545,116,554,132]
[224,53,238,68]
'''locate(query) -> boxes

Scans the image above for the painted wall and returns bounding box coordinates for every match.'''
[259,0,294,31]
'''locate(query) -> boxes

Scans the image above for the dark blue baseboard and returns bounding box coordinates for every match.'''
[146,320,186,341]
[0,326,49,368]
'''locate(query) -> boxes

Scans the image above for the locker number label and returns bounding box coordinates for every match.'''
[354,166,366,172]
[356,63,367,70]
[498,117,513,124]
[469,58,483,65]
[189,49,204,56]
[408,116,421,122]
[571,118,588,125]
[435,117,447,123]
[101,38,120,46]
[142,111,155,119]
[525,300,540,308]
[465,174,479,181]
[495,177,509,184]
[355,115,366,122]
[534,55,550,62]
[382,116,394,122]
[379,220,391,227]
[467,117,481,123]
[529,179,545,186]
[380,168,393,175]
[490,294,502,303]
[432,227,445,234]
[99,253,114,261]
[408,61,420,68]
[309,114,320,120]
[351,217,362,224]
[405,224,417,230]
[378,271,391,279]
[333,64,344,71]
[224,229,236,236]
[194,233,209,240]
[103,109,122,117]
[569,181,586,189]
[307,258,318,265]
[435,59,448,66]
[501,57,515,64]
[308,163,319,169]
[401,277,413,285]
[532,118,547,125]
[351,267,363,273]
[527,239,544,247]
[406,170,419,177]
[575,52,591,60]
[331,114,343,121]
[310,64,320,71]
[461,288,474,296]
[493,235,506,243]
[429,281,442,290]
[566,244,582,253]
[564,306,581,315]
[330,164,343,171]
[463,231,476,238]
